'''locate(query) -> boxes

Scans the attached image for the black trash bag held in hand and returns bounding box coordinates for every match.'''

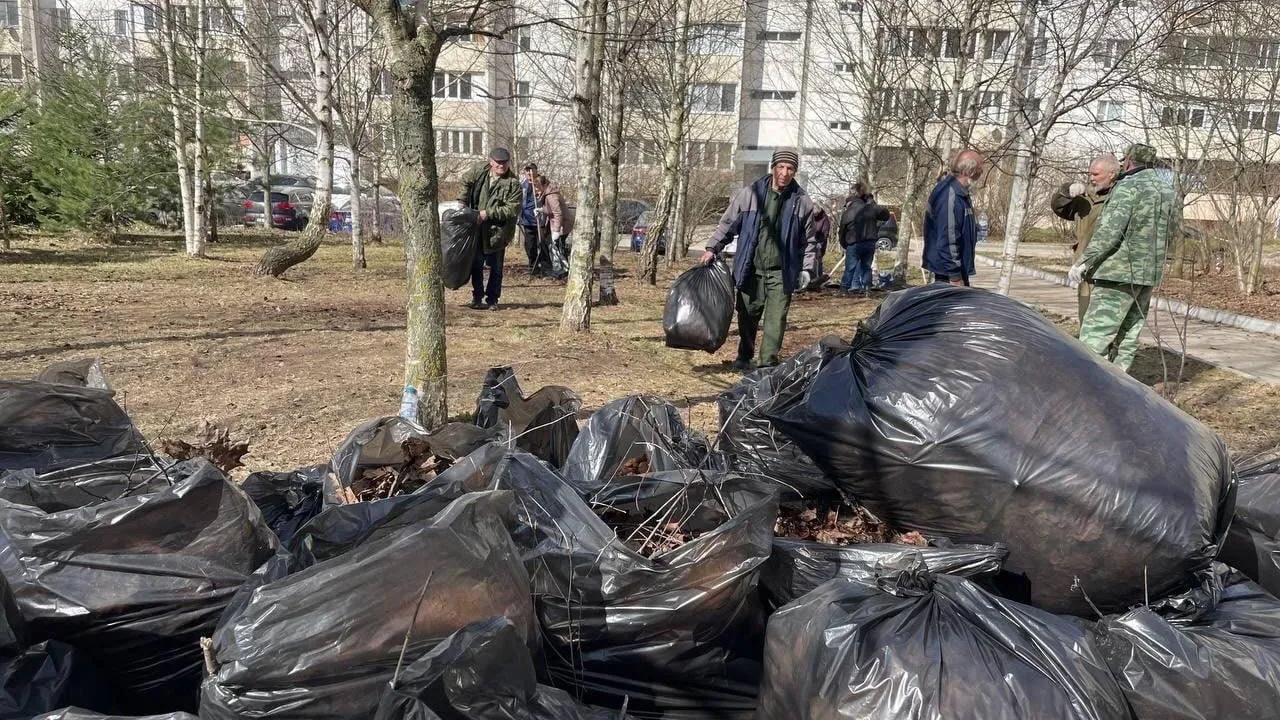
[755,563,1132,720]
[442,207,480,290]
[663,260,735,353]
[1218,452,1280,598]
[771,284,1235,616]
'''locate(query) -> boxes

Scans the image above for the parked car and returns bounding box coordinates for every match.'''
[630,210,668,254]
[617,199,649,235]
[243,189,310,230]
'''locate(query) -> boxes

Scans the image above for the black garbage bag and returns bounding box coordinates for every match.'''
[716,339,846,497]
[771,284,1235,616]
[32,710,198,719]
[663,261,734,353]
[0,380,145,474]
[374,616,631,720]
[561,395,709,494]
[325,417,500,503]
[0,460,278,714]
[240,465,328,545]
[761,537,1008,610]
[0,455,172,513]
[756,564,1132,720]
[475,367,581,467]
[442,208,480,290]
[200,491,536,719]
[33,358,112,390]
[1218,452,1280,598]
[1092,564,1280,720]
[1,641,114,719]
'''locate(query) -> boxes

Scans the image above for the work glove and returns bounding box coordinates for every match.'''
[1068,182,1086,197]
[551,231,561,243]
[1067,262,1086,288]
[798,270,812,288]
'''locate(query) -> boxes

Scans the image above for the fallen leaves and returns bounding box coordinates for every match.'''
[160,422,250,473]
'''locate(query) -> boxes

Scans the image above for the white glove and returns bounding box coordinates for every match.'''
[1067,262,1086,287]
[798,270,812,288]
[550,231,561,242]
[1068,182,1086,197]
[534,206,545,215]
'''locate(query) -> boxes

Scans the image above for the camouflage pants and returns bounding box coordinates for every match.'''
[1078,280,1153,372]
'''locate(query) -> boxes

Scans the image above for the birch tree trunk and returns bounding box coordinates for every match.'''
[351,150,366,268]
[669,168,688,264]
[190,0,209,257]
[598,50,625,306]
[560,0,608,331]
[159,0,196,255]
[893,149,923,282]
[638,0,690,284]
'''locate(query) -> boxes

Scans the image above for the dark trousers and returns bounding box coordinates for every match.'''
[521,225,549,272]
[932,273,970,286]
[841,243,876,290]
[736,265,791,367]
[471,246,505,304]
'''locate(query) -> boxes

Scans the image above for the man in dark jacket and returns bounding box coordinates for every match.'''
[459,148,522,310]
[700,148,820,371]
[840,182,891,293]
[923,150,983,285]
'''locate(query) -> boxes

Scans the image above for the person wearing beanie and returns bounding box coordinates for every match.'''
[1067,143,1180,372]
[458,147,521,310]
[701,148,820,371]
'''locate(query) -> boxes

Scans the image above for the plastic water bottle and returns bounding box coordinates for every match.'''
[398,386,419,420]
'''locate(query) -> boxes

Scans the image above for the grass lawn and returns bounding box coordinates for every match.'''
[2,229,1276,477]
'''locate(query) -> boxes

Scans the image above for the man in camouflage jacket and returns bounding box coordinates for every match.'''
[1068,144,1180,372]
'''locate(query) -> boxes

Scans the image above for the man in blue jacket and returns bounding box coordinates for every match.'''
[701,148,820,371]
[923,150,983,286]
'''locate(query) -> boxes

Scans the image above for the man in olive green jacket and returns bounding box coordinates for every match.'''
[1068,144,1180,372]
[1050,154,1119,321]
[459,147,522,310]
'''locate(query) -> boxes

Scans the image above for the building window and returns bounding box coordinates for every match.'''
[833,62,854,73]
[374,70,394,97]
[0,1,17,29]
[516,80,531,108]
[114,8,129,34]
[689,23,741,55]
[51,7,70,32]
[838,1,861,14]
[984,30,1012,60]
[433,72,481,100]
[1097,100,1125,121]
[829,120,851,131]
[757,30,801,42]
[0,54,23,80]
[1092,38,1131,68]
[435,127,485,156]
[1160,106,1206,128]
[443,14,484,44]
[517,28,531,52]
[1238,109,1280,132]
[688,83,736,113]
[685,141,733,169]
[878,88,948,119]
[960,90,1003,121]
[207,6,230,31]
[888,26,971,59]
[623,138,663,166]
[142,4,155,29]
[751,89,796,101]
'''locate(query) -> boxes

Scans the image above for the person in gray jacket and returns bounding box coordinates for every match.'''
[700,148,820,370]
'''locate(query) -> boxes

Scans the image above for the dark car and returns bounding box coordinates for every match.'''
[243,190,307,230]
[617,198,649,235]
[630,210,668,254]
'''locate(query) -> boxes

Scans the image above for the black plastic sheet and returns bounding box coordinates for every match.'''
[33,358,112,390]
[327,416,500,499]
[475,367,581,468]
[772,284,1236,616]
[0,460,277,714]
[0,455,171,513]
[1,641,114,719]
[663,261,734,353]
[201,491,536,719]
[561,396,709,495]
[756,564,1132,720]
[442,208,480,290]
[31,710,199,719]
[1094,564,1280,720]
[1218,453,1280,598]
[240,465,328,545]
[0,380,144,474]
[374,617,631,720]
[761,537,1008,610]
[715,339,845,497]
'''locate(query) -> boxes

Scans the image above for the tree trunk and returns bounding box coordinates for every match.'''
[893,149,923,282]
[351,148,366,269]
[159,0,196,255]
[0,192,9,251]
[560,0,607,332]
[189,0,209,258]
[597,51,625,306]
[996,146,1036,295]
[669,167,689,264]
[638,0,690,284]
[254,0,334,277]
[1247,216,1265,294]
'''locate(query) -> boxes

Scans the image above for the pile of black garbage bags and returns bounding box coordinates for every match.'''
[2,285,1278,720]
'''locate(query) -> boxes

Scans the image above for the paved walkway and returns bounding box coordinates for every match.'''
[970,261,1280,385]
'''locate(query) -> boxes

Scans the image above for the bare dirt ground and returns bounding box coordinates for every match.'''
[2,229,1276,477]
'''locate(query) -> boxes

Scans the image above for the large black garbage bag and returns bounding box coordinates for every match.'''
[716,339,846,497]
[240,465,328,545]
[0,460,278,714]
[442,208,480,290]
[1,641,114,719]
[561,395,708,494]
[32,710,199,719]
[761,537,1008,610]
[1218,452,1280,597]
[756,565,1132,720]
[475,367,581,467]
[771,284,1235,616]
[0,455,171,513]
[1093,564,1280,720]
[0,380,145,474]
[200,491,536,719]
[327,417,500,501]
[374,617,631,720]
[663,261,734,353]
[33,358,112,390]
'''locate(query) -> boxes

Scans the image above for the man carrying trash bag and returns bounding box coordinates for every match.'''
[701,148,821,371]
[459,147,521,311]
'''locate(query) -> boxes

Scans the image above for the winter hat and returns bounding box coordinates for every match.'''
[771,148,800,169]
[489,147,512,164]
[1123,143,1157,166]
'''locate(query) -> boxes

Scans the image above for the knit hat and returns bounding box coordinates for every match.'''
[489,147,512,164]
[1123,143,1156,165]
[771,148,800,169]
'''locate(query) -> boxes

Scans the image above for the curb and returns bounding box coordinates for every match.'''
[975,255,1280,338]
